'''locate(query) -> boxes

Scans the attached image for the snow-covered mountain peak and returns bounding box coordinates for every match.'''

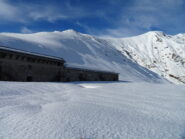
[144,31,166,37]
[104,31,185,84]
[62,29,78,33]
[174,33,185,37]
[60,29,80,36]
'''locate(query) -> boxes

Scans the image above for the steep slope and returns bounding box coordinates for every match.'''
[0,30,162,83]
[104,31,185,84]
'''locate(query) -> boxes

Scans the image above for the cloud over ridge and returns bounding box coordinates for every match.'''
[0,0,184,37]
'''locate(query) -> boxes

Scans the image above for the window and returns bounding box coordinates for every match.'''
[57,62,61,66]
[27,65,33,81]
[16,55,20,60]
[37,59,41,63]
[9,54,13,59]
[21,56,25,60]
[27,76,32,81]
[0,52,7,58]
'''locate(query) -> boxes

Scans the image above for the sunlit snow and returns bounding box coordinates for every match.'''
[0,81,185,139]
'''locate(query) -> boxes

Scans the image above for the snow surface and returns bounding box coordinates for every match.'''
[0,81,185,139]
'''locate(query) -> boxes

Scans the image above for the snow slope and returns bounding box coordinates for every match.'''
[0,30,162,83]
[0,81,185,139]
[104,31,185,84]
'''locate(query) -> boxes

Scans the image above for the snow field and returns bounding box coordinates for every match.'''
[0,81,185,139]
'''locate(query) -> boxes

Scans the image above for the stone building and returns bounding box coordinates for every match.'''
[63,66,118,82]
[0,46,118,82]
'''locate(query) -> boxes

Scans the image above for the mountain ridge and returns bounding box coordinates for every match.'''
[103,31,185,84]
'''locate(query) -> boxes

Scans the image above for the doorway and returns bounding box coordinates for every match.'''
[27,65,33,81]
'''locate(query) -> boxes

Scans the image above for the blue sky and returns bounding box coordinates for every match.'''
[0,0,185,37]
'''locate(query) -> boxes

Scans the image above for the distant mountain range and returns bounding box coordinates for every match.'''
[0,30,184,84]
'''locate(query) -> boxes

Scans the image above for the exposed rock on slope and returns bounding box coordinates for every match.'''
[104,31,185,84]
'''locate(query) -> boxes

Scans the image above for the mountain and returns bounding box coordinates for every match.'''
[0,30,162,83]
[1,30,183,84]
[104,31,185,84]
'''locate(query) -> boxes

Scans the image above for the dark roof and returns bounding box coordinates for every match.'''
[0,45,65,62]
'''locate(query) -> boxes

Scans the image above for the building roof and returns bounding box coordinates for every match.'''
[0,45,65,62]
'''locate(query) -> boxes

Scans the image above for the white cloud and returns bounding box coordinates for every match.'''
[0,0,184,37]
[20,27,32,34]
[97,0,185,37]
[0,0,21,22]
[0,0,90,23]
[25,3,85,22]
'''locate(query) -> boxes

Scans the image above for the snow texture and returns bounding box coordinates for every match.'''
[0,81,185,139]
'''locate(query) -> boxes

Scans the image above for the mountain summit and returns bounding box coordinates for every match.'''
[104,31,185,84]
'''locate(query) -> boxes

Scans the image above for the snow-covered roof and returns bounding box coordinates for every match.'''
[0,45,65,62]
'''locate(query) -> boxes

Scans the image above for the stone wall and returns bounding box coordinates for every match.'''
[63,67,118,82]
[0,48,65,81]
